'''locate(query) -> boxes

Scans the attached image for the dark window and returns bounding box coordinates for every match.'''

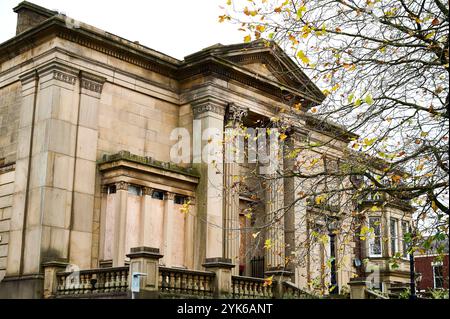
[128,185,142,196]
[174,195,187,205]
[152,190,164,200]
[107,185,116,194]
[433,265,444,289]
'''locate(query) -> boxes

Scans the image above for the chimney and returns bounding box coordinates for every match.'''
[13,1,58,35]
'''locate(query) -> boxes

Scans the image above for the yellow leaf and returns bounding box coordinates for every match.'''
[279,133,287,141]
[363,137,376,146]
[256,25,266,32]
[365,94,374,105]
[252,231,261,238]
[244,35,252,43]
[315,194,326,205]
[226,0,232,5]
[332,83,340,91]
[264,239,272,250]
[391,175,402,183]
[297,50,310,64]
[431,201,437,211]
[263,275,274,287]
[371,206,379,212]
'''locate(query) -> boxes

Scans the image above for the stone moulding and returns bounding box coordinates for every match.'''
[97,151,200,178]
[192,103,226,117]
[53,70,76,85]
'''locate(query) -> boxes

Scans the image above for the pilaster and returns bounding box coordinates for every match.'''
[191,98,226,269]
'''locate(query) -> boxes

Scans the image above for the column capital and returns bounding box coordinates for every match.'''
[164,192,176,201]
[143,187,154,196]
[225,102,248,124]
[79,71,106,98]
[115,181,129,191]
[192,98,228,118]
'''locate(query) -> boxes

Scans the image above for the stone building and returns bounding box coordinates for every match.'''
[0,1,414,298]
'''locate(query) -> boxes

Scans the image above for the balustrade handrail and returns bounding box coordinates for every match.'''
[57,266,129,276]
[159,266,215,277]
[282,281,317,299]
[232,275,267,283]
[231,275,275,299]
[159,266,215,298]
[55,266,129,296]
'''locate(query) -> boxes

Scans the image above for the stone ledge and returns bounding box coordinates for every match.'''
[98,151,200,178]
[202,257,235,269]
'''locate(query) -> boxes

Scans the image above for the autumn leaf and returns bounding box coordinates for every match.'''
[431,201,437,211]
[347,93,355,103]
[244,35,252,43]
[365,94,374,105]
[425,31,435,39]
[297,50,310,64]
[279,133,287,141]
[296,6,306,20]
[263,275,274,287]
[431,18,440,26]
[264,239,272,250]
[315,194,327,205]
[391,175,402,183]
[256,25,266,32]
[363,137,376,146]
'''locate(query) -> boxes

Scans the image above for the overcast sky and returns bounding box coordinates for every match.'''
[0,0,243,60]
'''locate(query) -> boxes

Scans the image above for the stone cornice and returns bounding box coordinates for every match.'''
[98,150,200,179]
[0,15,323,107]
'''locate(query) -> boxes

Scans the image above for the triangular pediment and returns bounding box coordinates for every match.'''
[213,40,326,105]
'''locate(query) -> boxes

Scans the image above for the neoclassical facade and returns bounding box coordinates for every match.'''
[0,2,413,298]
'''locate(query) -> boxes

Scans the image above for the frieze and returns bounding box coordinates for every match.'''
[53,70,76,85]
[192,103,225,117]
[81,78,103,93]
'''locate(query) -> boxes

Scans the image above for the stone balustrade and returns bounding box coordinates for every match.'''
[159,266,215,298]
[231,275,274,299]
[282,281,315,299]
[55,266,129,297]
[43,247,317,299]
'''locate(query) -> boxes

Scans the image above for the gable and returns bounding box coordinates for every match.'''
[214,41,326,105]
[242,62,278,81]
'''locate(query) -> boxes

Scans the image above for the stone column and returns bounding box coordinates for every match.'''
[184,196,196,270]
[223,103,247,275]
[69,71,105,270]
[42,260,68,298]
[1,63,80,298]
[140,187,154,248]
[192,99,226,268]
[162,191,175,267]
[126,246,163,299]
[203,257,234,298]
[283,130,296,276]
[113,181,129,267]
[265,135,285,271]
